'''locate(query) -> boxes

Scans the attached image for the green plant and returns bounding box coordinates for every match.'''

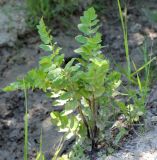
[117,0,156,125]
[52,136,65,160]
[24,80,28,160]
[26,0,51,26]
[117,0,130,79]
[117,0,145,124]
[3,7,121,151]
[35,129,45,160]
[59,142,90,160]
[68,143,90,160]
[26,0,83,27]
[24,78,46,160]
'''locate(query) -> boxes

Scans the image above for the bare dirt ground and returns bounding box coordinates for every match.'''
[0,0,157,160]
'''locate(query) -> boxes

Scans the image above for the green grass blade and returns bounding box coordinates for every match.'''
[39,128,42,153]
[142,42,151,86]
[132,61,142,92]
[131,57,156,77]
[52,136,65,160]
[117,0,131,78]
[35,128,46,160]
[24,79,28,160]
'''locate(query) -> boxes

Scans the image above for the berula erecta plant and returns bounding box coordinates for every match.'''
[4,7,121,150]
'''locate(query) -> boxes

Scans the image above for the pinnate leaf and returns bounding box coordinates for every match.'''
[37,18,52,45]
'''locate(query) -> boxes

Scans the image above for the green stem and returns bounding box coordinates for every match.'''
[91,94,98,150]
[87,95,99,150]
[77,103,91,139]
[23,79,28,160]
